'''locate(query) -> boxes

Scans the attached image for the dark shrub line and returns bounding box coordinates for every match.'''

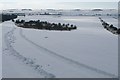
[99,17,120,35]
[1,14,17,22]
[14,19,77,31]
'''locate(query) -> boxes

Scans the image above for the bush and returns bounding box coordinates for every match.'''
[2,14,17,22]
[15,20,77,31]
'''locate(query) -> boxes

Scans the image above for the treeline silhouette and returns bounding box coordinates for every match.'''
[99,17,120,35]
[15,19,77,31]
[1,14,17,22]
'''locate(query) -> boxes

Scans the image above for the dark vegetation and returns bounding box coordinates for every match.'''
[28,12,62,16]
[15,19,77,31]
[1,14,17,22]
[92,9,103,11]
[99,17,120,35]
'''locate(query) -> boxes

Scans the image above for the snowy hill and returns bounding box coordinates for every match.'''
[2,11,118,78]
[2,9,118,16]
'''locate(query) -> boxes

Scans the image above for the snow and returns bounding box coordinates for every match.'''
[101,16,118,28]
[2,9,118,16]
[3,52,44,78]
[20,16,118,76]
[2,14,118,78]
[0,23,2,79]
[2,22,55,78]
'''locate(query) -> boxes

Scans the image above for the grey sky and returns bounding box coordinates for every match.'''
[0,0,118,10]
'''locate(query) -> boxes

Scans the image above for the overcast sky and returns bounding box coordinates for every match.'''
[0,0,119,10]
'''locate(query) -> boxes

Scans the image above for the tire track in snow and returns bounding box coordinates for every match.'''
[4,27,55,78]
[19,28,117,78]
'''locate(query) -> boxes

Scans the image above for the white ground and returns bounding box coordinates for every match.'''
[2,15,118,78]
[101,16,118,28]
[0,23,2,79]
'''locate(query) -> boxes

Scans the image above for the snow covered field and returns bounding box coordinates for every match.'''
[101,16,118,28]
[2,15,118,78]
[0,23,2,79]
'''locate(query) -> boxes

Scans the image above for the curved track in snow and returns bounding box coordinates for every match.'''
[4,26,56,78]
[19,28,117,78]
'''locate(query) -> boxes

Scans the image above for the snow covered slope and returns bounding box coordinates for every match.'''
[2,15,118,78]
[0,23,2,79]
[101,16,118,28]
